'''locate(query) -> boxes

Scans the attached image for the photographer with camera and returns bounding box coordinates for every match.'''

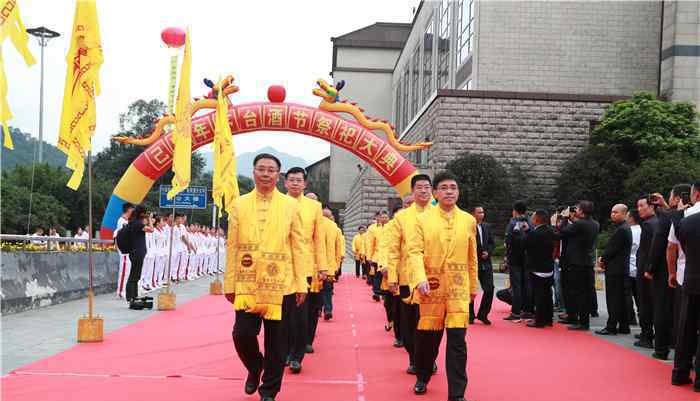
[503,200,534,322]
[556,200,599,331]
[119,205,155,310]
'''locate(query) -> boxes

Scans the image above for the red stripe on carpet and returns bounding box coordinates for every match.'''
[2,279,696,401]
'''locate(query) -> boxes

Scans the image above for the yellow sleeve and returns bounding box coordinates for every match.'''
[366,227,376,261]
[290,204,308,293]
[336,229,344,265]
[224,202,239,294]
[313,204,328,273]
[467,219,479,296]
[352,235,360,258]
[386,215,402,284]
[408,214,427,286]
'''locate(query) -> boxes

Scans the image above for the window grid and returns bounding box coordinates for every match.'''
[457,0,474,66]
[411,46,420,118]
[438,0,451,89]
[402,67,410,130]
[422,19,434,106]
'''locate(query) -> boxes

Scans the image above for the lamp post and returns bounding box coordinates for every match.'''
[26,26,60,164]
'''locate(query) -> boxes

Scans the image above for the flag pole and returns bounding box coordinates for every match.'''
[209,203,222,295]
[158,203,177,310]
[77,150,103,342]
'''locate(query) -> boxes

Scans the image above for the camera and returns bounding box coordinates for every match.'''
[514,215,528,223]
[680,192,691,205]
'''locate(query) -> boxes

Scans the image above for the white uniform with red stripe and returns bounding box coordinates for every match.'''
[153,227,167,287]
[140,231,156,290]
[114,217,131,299]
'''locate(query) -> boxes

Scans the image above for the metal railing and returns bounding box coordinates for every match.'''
[0,234,114,251]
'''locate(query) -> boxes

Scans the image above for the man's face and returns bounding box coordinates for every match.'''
[692,186,700,205]
[637,198,654,219]
[574,205,585,219]
[378,214,389,225]
[253,158,280,191]
[433,179,459,208]
[284,172,306,197]
[472,207,485,223]
[359,227,366,234]
[610,207,625,224]
[125,208,134,219]
[412,179,432,205]
[668,190,679,208]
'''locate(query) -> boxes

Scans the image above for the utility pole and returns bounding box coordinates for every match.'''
[27,26,60,163]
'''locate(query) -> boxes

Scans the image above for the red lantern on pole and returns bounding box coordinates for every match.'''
[161,27,186,48]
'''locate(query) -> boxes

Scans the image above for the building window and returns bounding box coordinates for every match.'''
[402,67,410,130]
[457,0,474,66]
[461,79,472,90]
[411,46,420,118]
[438,0,451,89]
[395,81,402,133]
[422,19,434,106]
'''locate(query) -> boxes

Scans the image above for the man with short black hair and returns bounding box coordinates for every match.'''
[468,206,495,325]
[410,171,477,401]
[557,200,599,331]
[504,200,532,322]
[634,196,658,348]
[115,202,135,299]
[523,209,557,328]
[596,204,632,335]
[352,226,367,278]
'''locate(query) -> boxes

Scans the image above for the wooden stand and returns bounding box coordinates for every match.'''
[209,279,223,295]
[158,291,177,310]
[77,316,104,342]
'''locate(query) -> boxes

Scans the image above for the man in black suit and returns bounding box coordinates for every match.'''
[635,196,657,349]
[557,200,600,331]
[523,209,556,328]
[669,183,700,391]
[504,200,533,322]
[596,204,633,335]
[469,206,495,325]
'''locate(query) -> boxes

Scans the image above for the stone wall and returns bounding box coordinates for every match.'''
[1,251,119,314]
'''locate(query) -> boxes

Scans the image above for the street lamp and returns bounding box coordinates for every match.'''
[27,26,60,164]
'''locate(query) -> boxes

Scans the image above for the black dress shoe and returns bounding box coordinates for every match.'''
[520,312,534,319]
[590,312,599,318]
[432,362,437,374]
[595,328,617,335]
[618,327,631,334]
[244,371,261,395]
[526,322,545,328]
[634,333,641,339]
[469,318,475,324]
[406,365,416,375]
[324,313,332,320]
[651,352,669,360]
[558,318,578,325]
[477,316,492,325]
[567,324,589,331]
[503,314,521,321]
[413,381,427,395]
[285,355,290,366]
[448,398,466,401]
[289,360,302,373]
[694,379,700,392]
[634,340,654,349]
[305,344,314,354]
[261,397,275,401]
[393,339,404,348]
[671,371,692,385]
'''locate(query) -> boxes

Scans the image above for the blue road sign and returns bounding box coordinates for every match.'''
[159,186,208,209]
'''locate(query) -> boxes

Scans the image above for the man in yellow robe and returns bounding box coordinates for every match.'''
[386,174,434,374]
[283,167,327,374]
[367,211,389,301]
[408,171,478,401]
[320,208,341,320]
[224,153,308,401]
[353,226,367,278]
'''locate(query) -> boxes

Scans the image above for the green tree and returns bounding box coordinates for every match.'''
[622,151,700,206]
[592,91,700,164]
[554,145,632,226]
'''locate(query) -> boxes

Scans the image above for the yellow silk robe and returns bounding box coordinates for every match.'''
[292,194,327,293]
[337,231,345,269]
[319,217,340,282]
[408,205,478,330]
[224,188,308,320]
[386,203,433,295]
[352,233,365,261]
[378,218,395,292]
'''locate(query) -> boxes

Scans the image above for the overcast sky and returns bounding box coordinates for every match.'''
[6,0,420,163]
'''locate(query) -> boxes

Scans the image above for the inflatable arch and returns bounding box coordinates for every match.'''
[99,100,419,239]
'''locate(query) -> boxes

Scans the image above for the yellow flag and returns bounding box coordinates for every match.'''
[167,31,192,199]
[0,0,37,149]
[57,0,103,190]
[212,79,239,217]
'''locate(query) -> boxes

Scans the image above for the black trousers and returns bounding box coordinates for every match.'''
[605,274,629,330]
[355,260,362,277]
[288,295,309,363]
[232,294,295,398]
[567,267,594,327]
[590,272,599,315]
[560,266,575,315]
[637,271,655,341]
[400,302,419,366]
[391,295,402,341]
[673,291,700,377]
[361,261,369,278]
[509,265,533,315]
[531,274,553,326]
[383,292,394,322]
[306,292,323,346]
[625,276,639,324]
[652,273,675,354]
[469,264,494,320]
[415,328,468,400]
[126,250,146,301]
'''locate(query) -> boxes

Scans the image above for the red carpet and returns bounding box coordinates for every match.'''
[2,278,697,401]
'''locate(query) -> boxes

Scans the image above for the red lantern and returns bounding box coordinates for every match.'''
[161,27,186,48]
[267,85,286,103]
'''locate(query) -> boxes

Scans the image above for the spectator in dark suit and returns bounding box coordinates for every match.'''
[596,204,632,335]
[634,196,658,349]
[557,200,600,331]
[469,206,495,325]
[669,183,700,390]
[504,200,533,322]
[523,209,556,328]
